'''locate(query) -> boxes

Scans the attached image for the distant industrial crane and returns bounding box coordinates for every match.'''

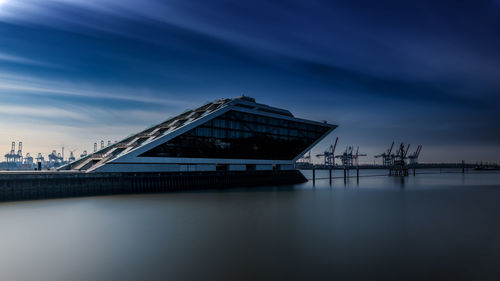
[17,142,23,163]
[408,145,422,166]
[48,149,64,167]
[374,141,395,167]
[393,143,410,161]
[4,141,23,163]
[68,149,78,163]
[80,150,88,159]
[390,143,411,176]
[4,141,15,163]
[36,153,44,163]
[297,151,312,164]
[335,145,366,168]
[352,146,367,167]
[24,153,34,165]
[336,146,353,167]
[316,137,338,166]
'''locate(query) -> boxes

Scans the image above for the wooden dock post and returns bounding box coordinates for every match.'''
[312,166,316,186]
[356,165,359,182]
[329,166,332,185]
[343,166,347,183]
[413,167,416,176]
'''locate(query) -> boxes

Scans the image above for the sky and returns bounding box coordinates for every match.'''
[0,0,499,163]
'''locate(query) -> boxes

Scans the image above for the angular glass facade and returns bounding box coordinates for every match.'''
[140,110,330,160]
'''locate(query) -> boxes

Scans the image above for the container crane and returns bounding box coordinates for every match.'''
[390,143,411,176]
[17,142,23,164]
[36,153,44,163]
[4,141,16,163]
[316,137,338,166]
[69,149,78,163]
[408,145,422,166]
[336,146,353,167]
[352,146,367,167]
[297,151,311,164]
[48,150,63,167]
[24,153,34,165]
[374,141,395,167]
[80,150,88,158]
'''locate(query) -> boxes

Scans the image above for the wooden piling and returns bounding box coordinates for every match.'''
[329,166,332,185]
[312,166,316,186]
[356,165,359,182]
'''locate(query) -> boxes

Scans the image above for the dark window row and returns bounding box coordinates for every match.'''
[140,110,330,160]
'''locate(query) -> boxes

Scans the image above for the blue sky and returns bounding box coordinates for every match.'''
[0,0,499,163]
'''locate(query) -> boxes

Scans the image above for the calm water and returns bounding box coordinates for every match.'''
[1,169,499,281]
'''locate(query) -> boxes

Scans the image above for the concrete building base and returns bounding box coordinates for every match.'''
[0,170,307,202]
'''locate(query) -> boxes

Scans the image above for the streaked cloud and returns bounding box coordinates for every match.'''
[0,52,55,67]
[0,104,91,121]
[0,72,195,107]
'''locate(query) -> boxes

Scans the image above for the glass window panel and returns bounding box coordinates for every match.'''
[214,128,226,138]
[140,110,330,160]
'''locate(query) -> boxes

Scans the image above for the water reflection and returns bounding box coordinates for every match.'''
[399,176,406,188]
[0,170,499,281]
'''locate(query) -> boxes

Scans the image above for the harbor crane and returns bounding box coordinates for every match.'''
[352,146,367,167]
[69,149,78,163]
[48,149,64,167]
[374,141,395,167]
[316,137,338,166]
[17,142,23,163]
[24,153,34,165]
[36,153,44,163]
[80,150,88,159]
[393,143,410,162]
[4,141,23,163]
[408,145,422,166]
[336,146,353,167]
[335,145,366,168]
[297,151,312,164]
[390,143,411,176]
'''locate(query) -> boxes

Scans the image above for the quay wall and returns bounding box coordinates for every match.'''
[0,170,307,202]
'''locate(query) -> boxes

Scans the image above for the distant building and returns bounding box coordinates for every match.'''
[60,97,337,173]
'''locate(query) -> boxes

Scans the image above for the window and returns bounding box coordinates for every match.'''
[140,110,330,160]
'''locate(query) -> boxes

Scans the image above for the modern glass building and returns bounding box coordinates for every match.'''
[61,97,337,173]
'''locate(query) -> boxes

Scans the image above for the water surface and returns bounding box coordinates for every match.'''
[1,169,499,281]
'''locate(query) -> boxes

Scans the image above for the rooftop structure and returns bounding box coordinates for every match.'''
[60,97,337,173]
